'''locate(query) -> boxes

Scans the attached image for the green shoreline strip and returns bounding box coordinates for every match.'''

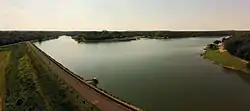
[203,49,249,73]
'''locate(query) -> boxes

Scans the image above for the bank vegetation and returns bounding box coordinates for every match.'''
[202,35,250,73]
[0,43,100,111]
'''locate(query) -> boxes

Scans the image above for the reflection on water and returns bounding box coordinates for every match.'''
[35,36,250,111]
[237,73,250,85]
[221,67,250,85]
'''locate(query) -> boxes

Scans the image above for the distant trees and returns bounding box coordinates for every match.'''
[0,30,249,46]
[0,31,60,46]
[167,31,233,38]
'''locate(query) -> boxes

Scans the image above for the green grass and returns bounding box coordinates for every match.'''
[0,51,10,111]
[203,49,247,70]
[5,44,46,111]
[27,43,84,111]
[0,51,9,95]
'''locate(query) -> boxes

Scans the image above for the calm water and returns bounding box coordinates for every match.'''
[35,36,250,111]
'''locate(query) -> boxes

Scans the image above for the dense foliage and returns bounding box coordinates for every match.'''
[224,34,250,61]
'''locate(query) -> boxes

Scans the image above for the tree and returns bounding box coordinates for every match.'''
[224,34,250,61]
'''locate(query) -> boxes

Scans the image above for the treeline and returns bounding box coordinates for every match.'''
[0,31,61,46]
[72,30,234,39]
[0,30,249,45]
[72,31,135,41]
[224,33,250,61]
[167,31,233,37]
[71,30,235,43]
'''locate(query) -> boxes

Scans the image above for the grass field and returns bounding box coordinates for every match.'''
[0,50,10,111]
[203,49,248,70]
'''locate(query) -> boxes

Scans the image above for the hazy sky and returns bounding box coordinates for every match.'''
[1,0,250,31]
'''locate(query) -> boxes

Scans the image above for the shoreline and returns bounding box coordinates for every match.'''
[201,42,250,74]
[202,56,250,74]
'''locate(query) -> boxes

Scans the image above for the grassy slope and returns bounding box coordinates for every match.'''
[5,44,46,111]
[0,51,10,111]
[2,43,99,111]
[203,49,247,71]
[28,42,104,111]
[27,43,77,111]
[4,43,76,111]
[27,43,98,111]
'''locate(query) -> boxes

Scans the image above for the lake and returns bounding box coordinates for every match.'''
[35,36,250,111]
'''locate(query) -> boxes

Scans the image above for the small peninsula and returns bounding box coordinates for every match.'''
[202,35,250,73]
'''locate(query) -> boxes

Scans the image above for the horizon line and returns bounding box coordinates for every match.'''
[0,29,249,32]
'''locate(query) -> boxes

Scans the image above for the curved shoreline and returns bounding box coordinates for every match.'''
[203,56,249,73]
[201,48,250,74]
[201,36,250,74]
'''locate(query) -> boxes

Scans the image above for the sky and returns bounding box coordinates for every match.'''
[0,0,250,31]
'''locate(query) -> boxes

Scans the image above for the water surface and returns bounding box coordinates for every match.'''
[35,36,250,111]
